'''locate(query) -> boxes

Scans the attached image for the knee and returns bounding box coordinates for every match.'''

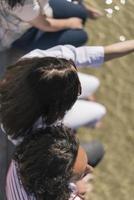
[80,30,88,45]
[58,29,88,47]
[74,4,88,22]
[91,76,100,90]
[49,0,88,22]
[78,73,100,98]
[93,103,107,120]
[73,30,88,47]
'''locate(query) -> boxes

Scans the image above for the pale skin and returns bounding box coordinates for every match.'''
[104,40,134,62]
[29,14,83,32]
[28,0,104,32]
[83,3,104,19]
[75,175,94,200]
[29,0,104,32]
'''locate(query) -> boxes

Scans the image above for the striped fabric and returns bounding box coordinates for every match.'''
[6,160,36,200]
[6,160,82,200]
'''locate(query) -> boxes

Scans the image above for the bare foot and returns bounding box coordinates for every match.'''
[94,121,104,129]
[87,94,96,101]
[89,121,104,129]
[85,4,104,20]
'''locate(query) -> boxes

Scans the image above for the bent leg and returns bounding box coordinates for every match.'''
[56,29,88,47]
[78,72,100,99]
[63,100,106,129]
[49,0,88,22]
[32,29,88,49]
[81,140,105,167]
[12,28,88,51]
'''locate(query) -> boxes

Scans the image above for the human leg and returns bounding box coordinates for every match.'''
[63,100,106,129]
[78,72,100,99]
[83,3,103,20]
[50,0,103,21]
[81,140,105,167]
[12,28,88,51]
[49,0,88,22]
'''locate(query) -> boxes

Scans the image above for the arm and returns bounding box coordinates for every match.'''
[22,45,104,67]
[69,174,93,200]
[22,40,134,68]
[70,40,134,66]
[104,40,134,62]
[29,15,83,32]
[12,1,82,32]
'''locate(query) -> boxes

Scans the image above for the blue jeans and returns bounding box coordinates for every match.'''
[12,0,88,52]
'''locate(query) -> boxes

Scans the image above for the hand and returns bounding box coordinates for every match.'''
[75,174,94,199]
[67,17,83,29]
[85,4,104,20]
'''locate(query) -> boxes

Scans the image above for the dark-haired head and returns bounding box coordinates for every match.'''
[14,125,79,200]
[0,57,81,139]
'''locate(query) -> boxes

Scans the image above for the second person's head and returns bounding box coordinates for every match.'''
[0,57,81,139]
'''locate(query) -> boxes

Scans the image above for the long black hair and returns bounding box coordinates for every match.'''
[14,125,79,200]
[0,57,81,139]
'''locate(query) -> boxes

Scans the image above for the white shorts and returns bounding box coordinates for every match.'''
[63,72,106,129]
[63,100,106,129]
[78,72,100,98]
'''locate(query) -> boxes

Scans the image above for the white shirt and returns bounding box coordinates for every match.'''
[0,0,52,51]
[23,44,104,67]
[6,160,36,200]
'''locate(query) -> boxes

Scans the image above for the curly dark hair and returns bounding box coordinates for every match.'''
[14,125,79,200]
[0,57,81,139]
